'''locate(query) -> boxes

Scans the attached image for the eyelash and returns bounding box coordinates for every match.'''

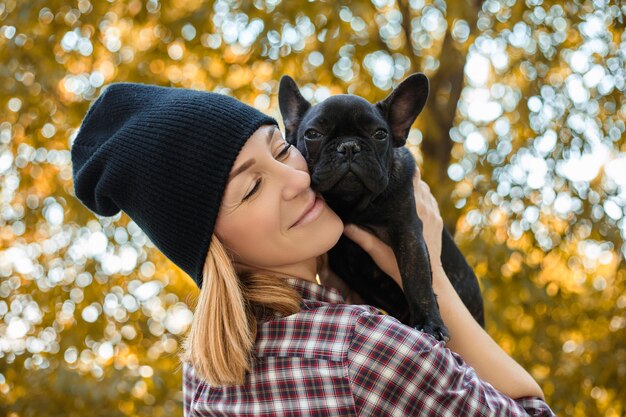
[242,143,293,201]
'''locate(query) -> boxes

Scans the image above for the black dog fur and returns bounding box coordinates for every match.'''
[278,73,485,338]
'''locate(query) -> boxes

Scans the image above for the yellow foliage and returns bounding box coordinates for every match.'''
[1,0,624,416]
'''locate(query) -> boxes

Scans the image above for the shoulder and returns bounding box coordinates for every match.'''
[345,311,448,397]
[349,308,440,352]
[347,309,442,371]
[345,310,453,415]
[254,300,385,362]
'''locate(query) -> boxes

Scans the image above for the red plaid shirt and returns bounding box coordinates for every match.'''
[183,277,555,416]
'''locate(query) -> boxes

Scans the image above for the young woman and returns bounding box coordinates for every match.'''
[71,82,555,416]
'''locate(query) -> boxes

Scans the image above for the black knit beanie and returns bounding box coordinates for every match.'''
[71,82,277,289]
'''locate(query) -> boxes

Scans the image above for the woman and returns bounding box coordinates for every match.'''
[71,82,555,416]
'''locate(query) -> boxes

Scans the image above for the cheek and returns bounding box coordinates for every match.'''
[215,201,283,255]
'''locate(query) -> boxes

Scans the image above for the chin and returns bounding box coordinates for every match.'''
[292,202,344,255]
[322,209,345,249]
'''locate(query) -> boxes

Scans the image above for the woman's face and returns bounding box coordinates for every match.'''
[214,124,344,278]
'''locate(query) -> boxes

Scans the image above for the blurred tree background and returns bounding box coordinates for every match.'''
[1,0,624,415]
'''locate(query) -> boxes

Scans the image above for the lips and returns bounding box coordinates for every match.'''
[292,191,317,228]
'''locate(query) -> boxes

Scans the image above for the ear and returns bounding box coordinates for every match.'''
[375,73,429,147]
[278,75,311,145]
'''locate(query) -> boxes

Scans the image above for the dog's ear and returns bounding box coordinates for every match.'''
[278,76,311,145]
[375,73,429,147]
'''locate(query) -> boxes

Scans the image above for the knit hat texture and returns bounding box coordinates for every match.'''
[71,82,277,288]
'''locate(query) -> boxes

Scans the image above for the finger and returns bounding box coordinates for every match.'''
[413,167,421,183]
[343,224,375,253]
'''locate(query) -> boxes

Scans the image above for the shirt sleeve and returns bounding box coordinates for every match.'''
[182,361,197,417]
[346,311,556,417]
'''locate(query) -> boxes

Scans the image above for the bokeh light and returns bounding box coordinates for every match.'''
[0,0,624,416]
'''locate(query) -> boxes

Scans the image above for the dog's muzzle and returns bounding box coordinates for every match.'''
[310,138,388,196]
[337,140,361,159]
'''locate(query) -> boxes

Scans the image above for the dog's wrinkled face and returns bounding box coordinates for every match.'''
[279,74,429,209]
[292,95,391,197]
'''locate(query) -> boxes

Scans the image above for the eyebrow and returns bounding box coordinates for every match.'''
[228,125,277,182]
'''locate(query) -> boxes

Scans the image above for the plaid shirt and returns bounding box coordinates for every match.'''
[183,277,555,416]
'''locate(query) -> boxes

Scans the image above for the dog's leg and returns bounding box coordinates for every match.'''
[390,206,449,342]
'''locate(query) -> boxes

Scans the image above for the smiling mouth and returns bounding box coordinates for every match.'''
[290,192,324,229]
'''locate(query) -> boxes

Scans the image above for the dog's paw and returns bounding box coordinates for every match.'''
[415,322,450,344]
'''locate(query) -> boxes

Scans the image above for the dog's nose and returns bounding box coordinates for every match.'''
[337,140,361,157]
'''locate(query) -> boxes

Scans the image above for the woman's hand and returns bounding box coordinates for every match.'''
[342,168,445,289]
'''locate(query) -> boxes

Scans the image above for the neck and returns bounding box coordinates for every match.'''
[235,256,319,284]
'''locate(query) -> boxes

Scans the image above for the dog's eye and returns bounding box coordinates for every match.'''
[374,129,388,140]
[304,129,322,140]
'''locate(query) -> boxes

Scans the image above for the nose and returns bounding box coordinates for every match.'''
[278,162,311,201]
[337,140,361,158]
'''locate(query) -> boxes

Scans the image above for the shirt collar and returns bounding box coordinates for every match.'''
[284,276,345,304]
[253,276,346,323]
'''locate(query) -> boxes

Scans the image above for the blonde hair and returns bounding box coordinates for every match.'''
[178,234,313,386]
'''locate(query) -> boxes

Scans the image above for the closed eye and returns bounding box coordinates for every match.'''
[241,143,293,201]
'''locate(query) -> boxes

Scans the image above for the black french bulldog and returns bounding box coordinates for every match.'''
[278,73,485,340]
